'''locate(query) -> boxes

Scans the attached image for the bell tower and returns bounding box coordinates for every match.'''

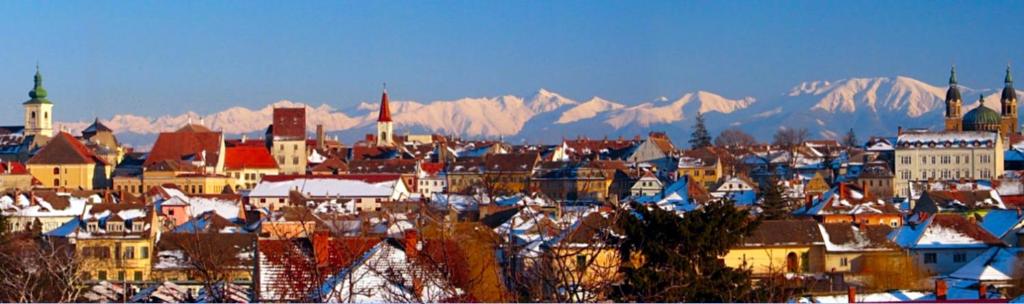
[1001,65,1018,135]
[945,66,963,132]
[23,66,54,138]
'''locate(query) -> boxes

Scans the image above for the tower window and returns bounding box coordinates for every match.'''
[44,112,47,119]
[31,111,36,119]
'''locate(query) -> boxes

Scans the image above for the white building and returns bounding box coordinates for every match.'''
[894,131,1003,198]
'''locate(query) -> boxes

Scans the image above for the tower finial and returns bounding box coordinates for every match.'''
[950,65,958,85]
[1007,64,1014,84]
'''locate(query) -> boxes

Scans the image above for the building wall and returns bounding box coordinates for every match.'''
[227,167,279,191]
[894,139,1003,198]
[723,245,825,275]
[678,161,722,189]
[78,237,154,284]
[0,174,34,191]
[113,173,235,195]
[24,103,53,137]
[910,247,989,275]
[28,163,109,190]
[272,139,307,174]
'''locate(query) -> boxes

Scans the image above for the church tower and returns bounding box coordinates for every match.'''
[24,66,54,138]
[944,66,963,132]
[1001,65,1018,135]
[376,86,393,146]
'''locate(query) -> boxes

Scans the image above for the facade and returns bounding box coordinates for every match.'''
[894,131,1003,198]
[630,172,662,197]
[724,220,825,275]
[676,156,722,189]
[890,213,1004,275]
[269,107,308,174]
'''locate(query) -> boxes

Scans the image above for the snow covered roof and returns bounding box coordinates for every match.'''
[979,209,1024,239]
[818,223,896,252]
[897,131,998,148]
[250,178,396,198]
[889,214,1003,249]
[949,247,1023,282]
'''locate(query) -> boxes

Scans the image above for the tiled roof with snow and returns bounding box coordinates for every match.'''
[949,247,1022,282]
[896,131,998,148]
[249,178,395,198]
[889,214,1003,249]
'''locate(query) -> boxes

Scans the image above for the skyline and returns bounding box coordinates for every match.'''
[0,1,1022,125]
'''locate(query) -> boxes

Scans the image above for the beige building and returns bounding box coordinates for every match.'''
[894,131,1003,198]
[27,132,112,190]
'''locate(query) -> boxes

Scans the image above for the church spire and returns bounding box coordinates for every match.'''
[1007,64,1014,85]
[25,65,51,104]
[949,65,958,86]
[377,84,392,122]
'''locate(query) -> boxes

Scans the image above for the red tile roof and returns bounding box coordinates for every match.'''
[225,146,278,170]
[144,129,222,168]
[272,107,306,140]
[0,161,28,174]
[27,132,108,165]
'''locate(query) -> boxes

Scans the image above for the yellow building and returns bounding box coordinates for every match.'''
[723,220,825,275]
[113,169,235,196]
[27,132,112,190]
[677,156,723,189]
[805,172,830,196]
[74,204,157,285]
[224,146,280,191]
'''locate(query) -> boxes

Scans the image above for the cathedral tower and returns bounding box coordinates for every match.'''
[1001,65,1018,135]
[376,86,393,146]
[24,66,54,138]
[944,66,963,132]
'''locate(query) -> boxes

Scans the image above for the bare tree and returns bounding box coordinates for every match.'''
[0,235,86,302]
[715,128,758,148]
[772,128,809,148]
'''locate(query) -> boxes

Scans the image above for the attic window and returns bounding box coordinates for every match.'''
[87,222,99,232]
[107,222,124,232]
[132,222,143,231]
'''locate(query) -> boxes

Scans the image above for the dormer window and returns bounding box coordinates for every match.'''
[107,222,124,232]
[132,222,143,232]
[87,222,99,232]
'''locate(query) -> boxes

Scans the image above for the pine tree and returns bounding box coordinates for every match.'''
[612,200,760,302]
[843,128,858,147]
[0,212,8,241]
[689,112,712,149]
[759,178,790,220]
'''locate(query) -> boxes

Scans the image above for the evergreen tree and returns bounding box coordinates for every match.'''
[30,218,43,237]
[843,128,858,147]
[689,112,713,149]
[759,178,790,220]
[612,200,760,302]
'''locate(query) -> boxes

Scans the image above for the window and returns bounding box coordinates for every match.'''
[133,271,143,282]
[98,271,107,281]
[52,167,60,174]
[123,246,135,259]
[141,246,149,259]
[293,144,298,151]
[576,255,588,271]
[53,178,60,186]
[839,257,849,267]
[292,157,299,165]
[953,252,967,263]
[118,271,125,281]
[923,253,937,264]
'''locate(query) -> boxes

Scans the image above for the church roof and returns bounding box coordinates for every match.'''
[962,98,1001,128]
[82,118,113,135]
[1003,66,1017,102]
[176,123,213,133]
[946,66,962,103]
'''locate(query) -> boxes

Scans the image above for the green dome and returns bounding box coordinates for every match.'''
[962,100,1001,132]
[23,67,51,105]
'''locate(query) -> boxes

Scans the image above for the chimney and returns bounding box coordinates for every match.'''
[935,279,948,301]
[119,190,126,203]
[28,191,35,205]
[847,286,856,304]
[241,134,247,143]
[1017,207,1022,218]
[839,183,846,200]
[897,126,903,135]
[312,231,330,267]
[404,229,419,260]
[805,194,814,209]
[972,183,978,190]
[979,283,988,299]
[316,124,325,149]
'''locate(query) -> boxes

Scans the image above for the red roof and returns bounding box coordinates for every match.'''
[272,107,306,140]
[144,129,222,168]
[377,89,392,122]
[225,146,279,170]
[28,132,108,165]
[0,162,27,174]
[420,162,444,176]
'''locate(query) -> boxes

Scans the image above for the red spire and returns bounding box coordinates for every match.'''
[377,88,392,122]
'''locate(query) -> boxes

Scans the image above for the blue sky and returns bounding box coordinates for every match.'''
[0,1,1021,124]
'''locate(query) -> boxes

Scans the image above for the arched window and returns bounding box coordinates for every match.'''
[53,167,60,174]
[44,112,48,119]
[31,111,36,119]
[53,178,59,186]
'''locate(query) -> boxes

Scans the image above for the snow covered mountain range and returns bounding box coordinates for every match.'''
[59,76,1022,148]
